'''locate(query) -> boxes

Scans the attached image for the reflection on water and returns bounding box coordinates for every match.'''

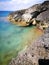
[0,17,43,65]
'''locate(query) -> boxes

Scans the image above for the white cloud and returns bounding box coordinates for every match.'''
[0,0,46,11]
[10,0,32,4]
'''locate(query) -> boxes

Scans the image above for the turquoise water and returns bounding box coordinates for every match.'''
[0,11,43,65]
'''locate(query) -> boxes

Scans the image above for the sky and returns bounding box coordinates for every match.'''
[0,0,46,11]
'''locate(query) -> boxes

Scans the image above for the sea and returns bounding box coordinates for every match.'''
[0,11,43,65]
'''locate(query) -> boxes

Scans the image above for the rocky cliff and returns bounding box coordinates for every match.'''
[8,1,49,29]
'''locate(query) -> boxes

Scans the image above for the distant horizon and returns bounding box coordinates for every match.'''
[0,10,13,12]
[0,0,46,11]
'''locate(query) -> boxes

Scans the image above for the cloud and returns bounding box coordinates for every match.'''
[0,0,46,11]
[10,0,33,4]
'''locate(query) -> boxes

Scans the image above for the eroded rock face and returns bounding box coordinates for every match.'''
[8,1,49,27]
[36,10,49,21]
[9,28,49,65]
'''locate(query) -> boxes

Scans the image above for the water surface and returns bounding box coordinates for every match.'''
[0,11,43,65]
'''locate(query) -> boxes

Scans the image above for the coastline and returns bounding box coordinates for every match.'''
[9,27,49,65]
[0,1,49,65]
[0,19,43,65]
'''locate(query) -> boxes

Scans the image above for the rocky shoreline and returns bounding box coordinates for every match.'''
[8,1,49,65]
[9,28,49,65]
[8,1,49,29]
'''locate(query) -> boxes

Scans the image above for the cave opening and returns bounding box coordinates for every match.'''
[38,59,49,65]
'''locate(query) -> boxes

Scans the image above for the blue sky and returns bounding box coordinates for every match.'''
[0,0,46,11]
[0,0,11,1]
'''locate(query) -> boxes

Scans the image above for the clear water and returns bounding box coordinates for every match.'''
[0,11,43,65]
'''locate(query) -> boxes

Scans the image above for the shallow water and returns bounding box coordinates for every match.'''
[0,17,43,65]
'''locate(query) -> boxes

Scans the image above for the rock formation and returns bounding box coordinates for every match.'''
[8,1,49,65]
[8,1,49,28]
